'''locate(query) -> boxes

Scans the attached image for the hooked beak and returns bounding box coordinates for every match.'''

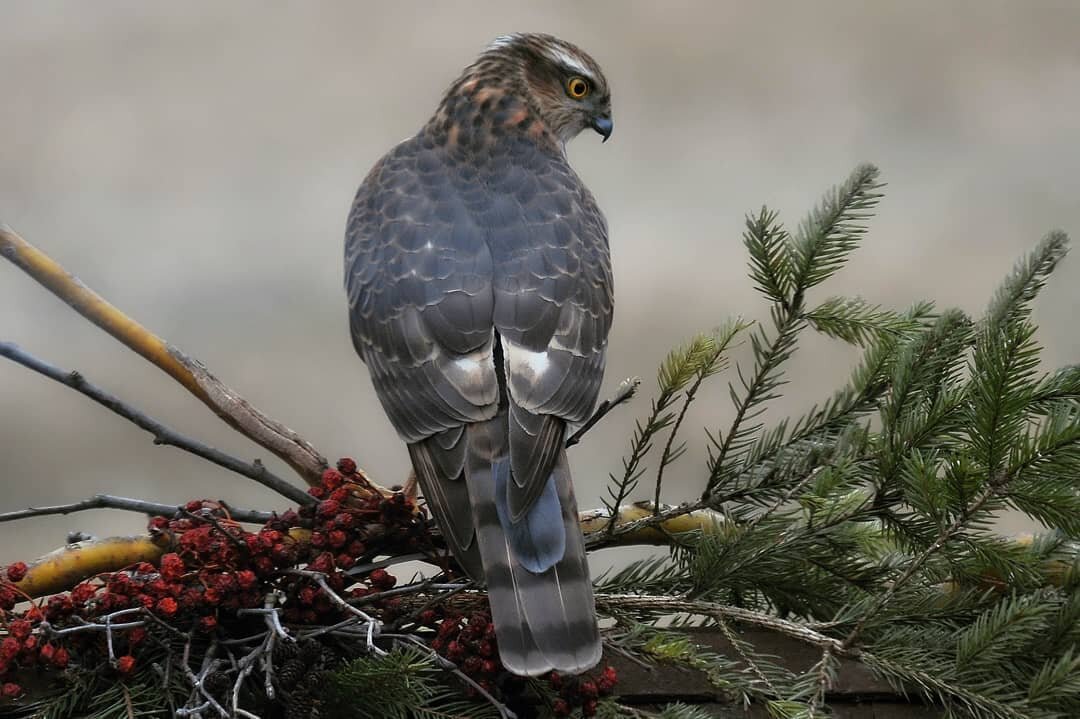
[590,115,613,143]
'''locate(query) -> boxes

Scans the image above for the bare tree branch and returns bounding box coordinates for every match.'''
[0,341,314,507]
[0,225,328,484]
[0,493,273,525]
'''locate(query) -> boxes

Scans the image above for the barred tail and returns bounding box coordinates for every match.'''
[463,417,601,676]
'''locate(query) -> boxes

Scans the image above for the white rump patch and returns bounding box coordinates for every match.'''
[442,337,499,407]
[502,339,560,409]
[452,355,485,374]
[517,348,551,375]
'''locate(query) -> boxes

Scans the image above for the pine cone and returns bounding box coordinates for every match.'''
[303,669,323,691]
[277,657,308,691]
[203,670,231,698]
[273,639,300,665]
[298,639,323,664]
[319,644,344,670]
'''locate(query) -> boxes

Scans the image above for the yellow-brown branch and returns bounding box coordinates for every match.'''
[15,536,168,598]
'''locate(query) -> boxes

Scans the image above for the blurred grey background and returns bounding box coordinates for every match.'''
[2,2,1078,566]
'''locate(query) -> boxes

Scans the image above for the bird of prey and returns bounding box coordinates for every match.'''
[345,33,614,676]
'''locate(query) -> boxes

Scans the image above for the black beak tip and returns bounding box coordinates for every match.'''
[591,116,613,143]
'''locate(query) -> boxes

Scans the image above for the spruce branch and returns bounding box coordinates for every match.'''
[703,165,885,502]
[702,310,803,501]
[840,469,1017,651]
[785,163,884,296]
[1028,364,1080,414]
[983,229,1070,331]
[803,296,921,347]
[860,651,1029,719]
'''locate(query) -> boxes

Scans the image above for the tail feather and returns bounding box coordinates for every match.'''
[493,457,564,573]
[408,431,484,580]
[465,418,601,676]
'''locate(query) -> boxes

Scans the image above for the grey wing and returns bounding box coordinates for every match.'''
[345,138,499,573]
[485,150,614,521]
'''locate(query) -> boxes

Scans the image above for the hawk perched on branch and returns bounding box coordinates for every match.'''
[345,33,614,676]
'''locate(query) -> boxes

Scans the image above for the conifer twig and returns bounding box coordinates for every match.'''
[702,315,803,500]
[653,370,707,514]
[808,646,834,712]
[592,594,851,656]
[715,616,779,697]
[0,341,315,507]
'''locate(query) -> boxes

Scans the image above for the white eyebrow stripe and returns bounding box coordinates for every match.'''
[546,47,592,79]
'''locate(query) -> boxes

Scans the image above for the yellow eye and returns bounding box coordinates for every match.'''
[566,76,590,99]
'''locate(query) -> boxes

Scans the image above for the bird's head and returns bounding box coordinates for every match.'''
[467,33,613,146]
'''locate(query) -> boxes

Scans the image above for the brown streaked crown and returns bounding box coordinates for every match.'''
[428,33,612,151]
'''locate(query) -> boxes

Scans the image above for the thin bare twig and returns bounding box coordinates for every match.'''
[565,377,640,448]
[0,492,274,525]
[345,552,440,577]
[232,634,270,715]
[182,639,228,719]
[349,580,464,608]
[43,608,146,645]
[0,341,314,507]
[175,701,212,718]
[283,569,385,655]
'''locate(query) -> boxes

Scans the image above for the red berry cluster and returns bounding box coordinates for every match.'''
[0,458,431,699]
[422,609,502,694]
[549,665,618,717]
[416,607,618,716]
[304,460,429,566]
[0,570,65,699]
[0,563,27,612]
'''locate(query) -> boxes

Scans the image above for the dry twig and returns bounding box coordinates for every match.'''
[0,341,314,506]
[0,493,274,525]
[565,376,640,448]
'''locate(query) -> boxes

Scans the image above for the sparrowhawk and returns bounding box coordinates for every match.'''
[345,33,613,676]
